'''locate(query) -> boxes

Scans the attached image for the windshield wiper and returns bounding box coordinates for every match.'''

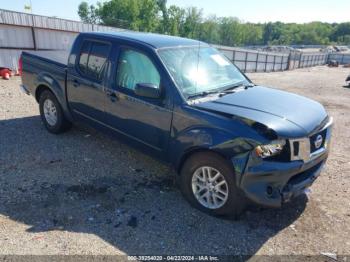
[187,90,220,100]
[217,83,255,97]
[187,83,255,100]
[223,82,255,92]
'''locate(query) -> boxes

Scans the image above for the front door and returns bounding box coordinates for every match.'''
[104,47,173,156]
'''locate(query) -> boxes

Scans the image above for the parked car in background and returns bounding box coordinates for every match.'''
[20,32,333,216]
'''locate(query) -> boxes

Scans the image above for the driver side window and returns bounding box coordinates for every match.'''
[116,49,160,91]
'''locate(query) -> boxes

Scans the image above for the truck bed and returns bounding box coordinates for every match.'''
[23,50,69,68]
[21,50,69,101]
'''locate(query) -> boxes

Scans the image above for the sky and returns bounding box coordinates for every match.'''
[3,0,350,24]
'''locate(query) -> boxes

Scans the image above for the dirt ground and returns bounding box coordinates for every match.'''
[0,66,349,258]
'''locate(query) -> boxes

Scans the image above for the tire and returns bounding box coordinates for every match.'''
[39,90,72,134]
[180,152,246,217]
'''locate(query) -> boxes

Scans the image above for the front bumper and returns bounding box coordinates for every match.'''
[233,118,333,208]
[239,153,327,207]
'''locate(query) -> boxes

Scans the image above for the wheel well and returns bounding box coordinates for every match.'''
[176,148,229,174]
[35,85,51,102]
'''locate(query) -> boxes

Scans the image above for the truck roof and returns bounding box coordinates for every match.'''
[83,31,208,49]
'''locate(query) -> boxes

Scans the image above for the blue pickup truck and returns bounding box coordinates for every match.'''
[20,32,333,216]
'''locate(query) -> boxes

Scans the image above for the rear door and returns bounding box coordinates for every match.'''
[104,46,174,157]
[67,39,111,121]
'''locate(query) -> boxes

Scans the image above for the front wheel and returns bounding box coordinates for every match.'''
[180,152,246,217]
[39,90,72,134]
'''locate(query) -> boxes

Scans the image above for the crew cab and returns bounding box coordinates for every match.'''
[20,32,333,216]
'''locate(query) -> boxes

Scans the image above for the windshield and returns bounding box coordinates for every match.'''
[158,46,248,99]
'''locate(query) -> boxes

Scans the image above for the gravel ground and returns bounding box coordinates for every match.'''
[0,66,349,257]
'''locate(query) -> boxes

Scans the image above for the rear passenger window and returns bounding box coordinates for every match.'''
[78,41,110,81]
[87,43,109,80]
[78,42,90,74]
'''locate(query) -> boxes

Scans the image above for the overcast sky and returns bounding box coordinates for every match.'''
[5,0,350,23]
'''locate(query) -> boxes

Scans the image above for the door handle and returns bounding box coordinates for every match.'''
[106,90,118,102]
[73,79,80,88]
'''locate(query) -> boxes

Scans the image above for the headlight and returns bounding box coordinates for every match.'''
[255,140,286,158]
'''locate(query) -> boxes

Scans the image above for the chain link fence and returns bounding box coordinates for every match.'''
[328,53,350,65]
[214,45,332,73]
[214,45,289,73]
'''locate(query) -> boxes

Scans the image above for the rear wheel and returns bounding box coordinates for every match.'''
[39,90,72,134]
[180,152,246,217]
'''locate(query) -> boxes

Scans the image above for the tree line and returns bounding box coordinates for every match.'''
[78,0,350,46]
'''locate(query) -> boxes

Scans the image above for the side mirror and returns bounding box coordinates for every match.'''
[134,83,161,99]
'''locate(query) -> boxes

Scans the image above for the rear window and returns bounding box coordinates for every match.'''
[78,41,110,81]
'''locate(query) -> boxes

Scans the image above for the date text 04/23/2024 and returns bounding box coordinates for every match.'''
[127,255,219,261]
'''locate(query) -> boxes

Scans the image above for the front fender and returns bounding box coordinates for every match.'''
[170,125,259,174]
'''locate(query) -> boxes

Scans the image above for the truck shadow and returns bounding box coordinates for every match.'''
[0,116,307,256]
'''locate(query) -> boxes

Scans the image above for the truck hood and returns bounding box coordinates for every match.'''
[193,86,328,138]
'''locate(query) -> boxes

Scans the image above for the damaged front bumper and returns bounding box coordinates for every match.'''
[238,154,327,207]
[232,118,333,208]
